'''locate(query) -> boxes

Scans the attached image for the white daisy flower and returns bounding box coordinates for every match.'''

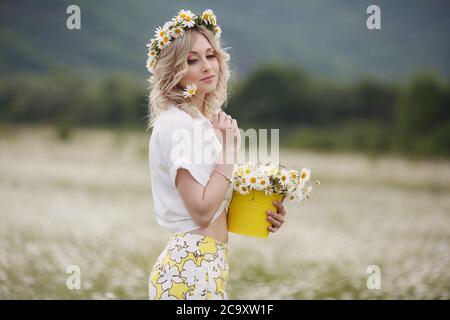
[170,26,184,39]
[300,168,311,182]
[146,38,158,49]
[154,26,169,41]
[288,169,300,182]
[182,83,197,98]
[289,193,300,203]
[243,162,256,173]
[247,172,259,190]
[285,193,297,202]
[176,9,189,19]
[287,188,304,203]
[163,20,176,31]
[214,25,222,38]
[146,58,155,73]
[177,9,196,28]
[242,166,253,176]
[147,49,157,59]
[255,175,269,191]
[156,35,171,50]
[260,164,277,177]
[201,9,215,25]
[278,168,291,187]
[237,184,250,195]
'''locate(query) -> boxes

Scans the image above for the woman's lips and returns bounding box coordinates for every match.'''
[201,75,215,81]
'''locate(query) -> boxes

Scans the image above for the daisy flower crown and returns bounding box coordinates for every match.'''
[146,9,222,74]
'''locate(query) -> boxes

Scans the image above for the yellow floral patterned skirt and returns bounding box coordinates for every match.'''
[148,232,229,300]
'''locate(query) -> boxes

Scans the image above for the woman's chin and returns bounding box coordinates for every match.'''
[198,83,218,94]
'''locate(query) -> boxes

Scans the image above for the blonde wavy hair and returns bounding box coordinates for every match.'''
[146,26,232,130]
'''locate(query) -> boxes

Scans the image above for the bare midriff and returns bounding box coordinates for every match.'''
[190,208,228,244]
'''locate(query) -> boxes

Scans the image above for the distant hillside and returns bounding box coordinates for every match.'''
[0,0,449,81]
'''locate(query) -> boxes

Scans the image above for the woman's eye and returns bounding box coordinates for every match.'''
[187,55,216,64]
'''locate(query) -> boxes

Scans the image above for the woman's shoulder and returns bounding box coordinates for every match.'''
[155,105,196,130]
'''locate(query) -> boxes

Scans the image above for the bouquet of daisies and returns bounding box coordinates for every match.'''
[232,162,319,203]
[227,162,320,238]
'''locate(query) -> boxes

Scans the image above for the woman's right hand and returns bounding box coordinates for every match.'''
[211,111,241,152]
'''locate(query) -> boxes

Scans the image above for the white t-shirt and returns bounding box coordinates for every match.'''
[148,104,234,234]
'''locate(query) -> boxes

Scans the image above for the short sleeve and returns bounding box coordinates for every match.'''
[160,115,219,189]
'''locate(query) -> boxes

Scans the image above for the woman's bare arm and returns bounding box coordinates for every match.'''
[175,111,239,227]
[175,149,234,227]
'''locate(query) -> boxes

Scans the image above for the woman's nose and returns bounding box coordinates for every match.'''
[201,58,212,72]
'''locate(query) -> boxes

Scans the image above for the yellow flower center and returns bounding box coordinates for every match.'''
[250,177,257,184]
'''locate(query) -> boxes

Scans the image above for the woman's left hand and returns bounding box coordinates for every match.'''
[266,199,287,233]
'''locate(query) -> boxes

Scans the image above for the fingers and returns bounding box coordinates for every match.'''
[267,216,282,229]
[216,111,236,128]
[267,201,287,233]
[267,210,285,225]
[231,119,237,130]
[222,113,232,126]
[272,200,286,216]
[218,111,225,125]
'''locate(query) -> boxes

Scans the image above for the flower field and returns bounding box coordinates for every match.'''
[0,125,448,299]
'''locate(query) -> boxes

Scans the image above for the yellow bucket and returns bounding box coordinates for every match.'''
[227,189,283,239]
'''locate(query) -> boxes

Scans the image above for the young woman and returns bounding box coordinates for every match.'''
[146,9,287,300]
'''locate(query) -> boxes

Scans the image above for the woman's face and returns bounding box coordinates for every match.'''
[179,32,219,95]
